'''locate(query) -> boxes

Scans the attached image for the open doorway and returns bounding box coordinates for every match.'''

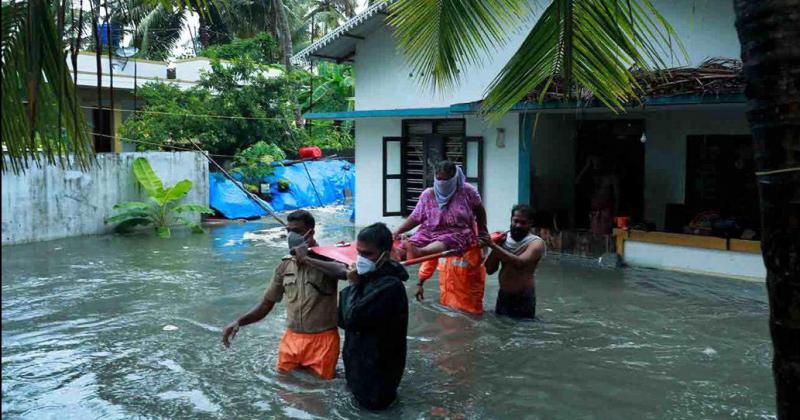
[92,108,113,153]
[574,120,645,233]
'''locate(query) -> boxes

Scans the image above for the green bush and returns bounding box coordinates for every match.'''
[232,141,286,191]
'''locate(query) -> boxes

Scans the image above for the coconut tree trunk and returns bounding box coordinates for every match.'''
[733,1,800,419]
[271,0,304,127]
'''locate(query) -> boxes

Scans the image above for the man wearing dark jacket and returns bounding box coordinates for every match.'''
[338,223,409,410]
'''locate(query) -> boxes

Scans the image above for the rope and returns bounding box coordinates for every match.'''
[185,137,288,227]
[80,106,291,121]
[302,160,324,206]
[89,132,237,158]
[89,132,354,163]
[755,167,800,177]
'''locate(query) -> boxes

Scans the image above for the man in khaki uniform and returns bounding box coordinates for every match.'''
[222,210,347,379]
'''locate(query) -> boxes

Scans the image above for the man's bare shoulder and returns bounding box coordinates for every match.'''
[523,238,546,259]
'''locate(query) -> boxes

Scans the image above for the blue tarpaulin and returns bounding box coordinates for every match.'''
[209,159,355,219]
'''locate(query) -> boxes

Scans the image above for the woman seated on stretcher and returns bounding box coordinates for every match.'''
[392,160,488,260]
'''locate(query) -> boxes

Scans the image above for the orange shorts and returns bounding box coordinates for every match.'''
[417,247,486,315]
[277,329,340,380]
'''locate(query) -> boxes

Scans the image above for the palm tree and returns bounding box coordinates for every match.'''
[114,0,192,59]
[390,0,799,417]
[266,0,301,127]
[733,2,800,419]
[2,0,93,173]
[1,0,221,173]
[305,0,357,37]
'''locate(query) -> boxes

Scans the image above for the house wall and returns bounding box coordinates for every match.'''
[1,152,208,245]
[347,0,744,232]
[78,88,138,153]
[529,105,750,229]
[642,107,750,229]
[624,241,766,280]
[354,115,519,232]
[354,0,740,110]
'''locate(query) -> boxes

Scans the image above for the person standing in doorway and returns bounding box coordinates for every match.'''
[576,155,621,234]
[221,210,348,380]
[338,223,409,410]
[480,205,546,319]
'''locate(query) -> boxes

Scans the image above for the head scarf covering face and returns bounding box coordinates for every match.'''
[433,165,465,208]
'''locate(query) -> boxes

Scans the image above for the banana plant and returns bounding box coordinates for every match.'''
[105,157,214,238]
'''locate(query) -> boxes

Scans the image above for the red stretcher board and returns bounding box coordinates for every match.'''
[308,241,366,266]
[309,232,506,266]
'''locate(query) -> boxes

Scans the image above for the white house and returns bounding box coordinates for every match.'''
[68,52,215,153]
[68,52,281,153]
[292,0,765,280]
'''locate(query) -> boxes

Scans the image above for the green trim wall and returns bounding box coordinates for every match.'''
[518,113,532,205]
[304,107,452,120]
[304,94,746,121]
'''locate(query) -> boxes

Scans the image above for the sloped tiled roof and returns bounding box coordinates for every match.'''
[291,0,396,65]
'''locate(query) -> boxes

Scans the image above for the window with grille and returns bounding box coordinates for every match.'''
[382,119,483,216]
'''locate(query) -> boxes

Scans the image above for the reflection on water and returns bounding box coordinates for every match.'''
[2,207,774,419]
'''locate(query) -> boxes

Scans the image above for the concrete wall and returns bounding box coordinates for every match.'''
[2,152,208,245]
[354,115,519,232]
[624,241,766,281]
[354,0,740,110]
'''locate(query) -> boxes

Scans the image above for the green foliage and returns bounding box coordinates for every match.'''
[106,158,214,238]
[200,32,279,64]
[121,35,356,155]
[297,62,355,151]
[120,56,306,157]
[298,62,354,113]
[2,0,92,173]
[231,141,286,190]
[305,120,354,150]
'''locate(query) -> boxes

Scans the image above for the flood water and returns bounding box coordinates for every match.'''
[2,207,774,419]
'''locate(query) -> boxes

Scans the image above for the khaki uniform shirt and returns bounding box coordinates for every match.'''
[265,256,339,333]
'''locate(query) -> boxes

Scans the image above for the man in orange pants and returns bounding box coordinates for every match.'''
[222,210,348,379]
[415,246,487,315]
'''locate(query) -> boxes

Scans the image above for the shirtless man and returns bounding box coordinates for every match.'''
[479,204,546,319]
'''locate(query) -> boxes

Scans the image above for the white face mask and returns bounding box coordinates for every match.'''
[355,255,376,275]
[434,175,457,196]
[355,252,385,275]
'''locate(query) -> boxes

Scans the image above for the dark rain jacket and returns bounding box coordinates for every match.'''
[338,260,409,410]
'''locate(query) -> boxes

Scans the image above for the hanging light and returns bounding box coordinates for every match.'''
[640,132,647,144]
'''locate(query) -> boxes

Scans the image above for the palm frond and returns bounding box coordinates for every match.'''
[481,0,686,120]
[1,0,93,173]
[388,0,530,90]
[135,4,187,60]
